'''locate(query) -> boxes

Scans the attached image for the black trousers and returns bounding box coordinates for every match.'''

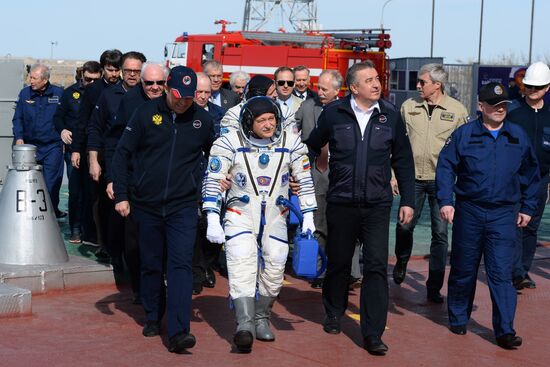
[322,203,391,338]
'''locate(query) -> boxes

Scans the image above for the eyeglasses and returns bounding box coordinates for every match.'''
[417,79,431,87]
[143,80,166,86]
[83,76,100,83]
[277,80,295,87]
[123,69,141,75]
[524,84,546,90]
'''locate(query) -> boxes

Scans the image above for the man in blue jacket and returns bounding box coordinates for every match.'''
[436,82,540,349]
[12,63,64,217]
[306,61,415,355]
[111,66,214,354]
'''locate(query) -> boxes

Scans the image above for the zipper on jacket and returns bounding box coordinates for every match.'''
[163,115,178,217]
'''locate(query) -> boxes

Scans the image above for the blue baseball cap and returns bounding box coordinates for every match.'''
[167,66,197,98]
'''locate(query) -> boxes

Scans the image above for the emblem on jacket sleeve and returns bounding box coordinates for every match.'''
[281,172,289,185]
[209,157,222,173]
[235,172,247,188]
[72,92,81,100]
[302,157,311,171]
[152,114,163,125]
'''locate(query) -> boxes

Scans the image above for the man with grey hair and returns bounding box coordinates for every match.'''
[229,70,250,101]
[12,63,65,217]
[203,60,240,109]
[294,69,343,289]
[392,63,469,304]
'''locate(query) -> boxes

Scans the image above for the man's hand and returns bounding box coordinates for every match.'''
[115,201,130,217]
[71,152,80,169]
[220,174,232,192]
[106,182,115,200]
[15,139,24,145]
[60,129,73,145]
[88,152,101,182]
[517,213,531,228]
[289,177,300,196]
[398,206,414,225]
[440,205,455,224]
[206,212,225,244]
[390,178,400,196]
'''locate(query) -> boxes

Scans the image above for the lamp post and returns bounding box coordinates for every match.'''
[50,41,58,60]
[380,0,394,29]
[430,0,435,57]
[528,0,535,64]
[477,0,484,64]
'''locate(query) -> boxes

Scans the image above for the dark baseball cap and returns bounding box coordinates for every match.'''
[166,66,197,99]
[478,82,511,105]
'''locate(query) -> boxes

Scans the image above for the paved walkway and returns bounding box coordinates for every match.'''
[1,245,548,367]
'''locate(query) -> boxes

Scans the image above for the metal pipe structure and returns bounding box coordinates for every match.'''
[477,0,484,64]
[430,0,435,57]
[528,0,535,64]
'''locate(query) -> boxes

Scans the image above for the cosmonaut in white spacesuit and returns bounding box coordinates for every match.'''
[202,96,317,353]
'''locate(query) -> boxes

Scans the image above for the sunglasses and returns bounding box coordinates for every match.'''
[417,79,431,87]
[143,80,166,86]
[123,69,141,75]
[83,76,100,83]
[524,84,546,90]
[277,80,295,87]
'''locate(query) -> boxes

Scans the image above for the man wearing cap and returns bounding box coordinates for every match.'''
[436,82,540,349]
[507,61,550,291]
[111,66,214,354]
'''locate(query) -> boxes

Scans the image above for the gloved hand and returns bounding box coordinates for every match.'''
[302,211,316,235]
[206,212,225,244]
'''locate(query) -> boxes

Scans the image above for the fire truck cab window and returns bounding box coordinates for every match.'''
[202,44,215,61]
[175,42,188,59]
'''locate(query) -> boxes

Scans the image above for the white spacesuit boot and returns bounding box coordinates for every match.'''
[233,297,256,353]
[255,295,276,341]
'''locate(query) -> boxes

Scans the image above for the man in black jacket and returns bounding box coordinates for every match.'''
[112,66,214,354]
[306,61,415,355]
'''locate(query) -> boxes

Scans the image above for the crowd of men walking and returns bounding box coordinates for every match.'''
[11,51,550,355]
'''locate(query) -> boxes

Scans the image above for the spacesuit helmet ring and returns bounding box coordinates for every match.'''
[239,96,283,147]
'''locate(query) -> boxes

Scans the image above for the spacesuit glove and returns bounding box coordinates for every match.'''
[302,211,316,235]
[206,212,225,244]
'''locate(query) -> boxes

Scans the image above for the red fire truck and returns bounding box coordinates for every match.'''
[164,20,392,95]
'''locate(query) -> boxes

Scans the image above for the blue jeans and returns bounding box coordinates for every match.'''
[513,174,549,280]
[133,205,197,338]
[395,180,449,291]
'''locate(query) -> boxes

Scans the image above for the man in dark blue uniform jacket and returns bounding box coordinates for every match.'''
[12,63,64,217]
[436,82,540,350]
[111,66,214,354]
[306,61,415,355]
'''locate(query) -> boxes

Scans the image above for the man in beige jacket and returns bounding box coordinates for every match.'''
[392,63,469,303]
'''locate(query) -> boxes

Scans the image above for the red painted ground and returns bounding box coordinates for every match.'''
[1,246,549,367]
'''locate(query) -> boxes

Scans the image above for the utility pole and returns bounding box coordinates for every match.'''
[477,0,484,64]
[528,0,535,64]
[430,0,435,57]
[50,41,58,60]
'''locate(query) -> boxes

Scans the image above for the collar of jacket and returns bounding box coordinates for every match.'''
[337,94,386,119]
[30,82,54,98]
[157,94,199,117]
[472,115,516,138]
[520,96,550,112]
[412,93,453,111]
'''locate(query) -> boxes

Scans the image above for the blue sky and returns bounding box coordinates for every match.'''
[1,0,549,64]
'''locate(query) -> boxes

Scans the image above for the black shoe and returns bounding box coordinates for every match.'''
[234,330,254,353]
[142,320,160,337]
[132,292,142,305]
[203,268,216,288]
[520,275,536,289]
[55,210,67,219]
[513,276,525,290]
[192,282,203,295]
[449,325,467,335]
[94,247,110,260]
[363,336,388,355]
[496,334,522,349]
[168,332,196,353]
[311,278,324,289]
[69,231,82,244]
[323,316,341,334]
[392,260,407,285]
[427,290,444,303]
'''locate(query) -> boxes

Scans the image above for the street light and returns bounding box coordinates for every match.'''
[528,0,535,64]
[380,0,394,29]
[477,0,484,63]
[430,0,435,57]
[50,41,58,60]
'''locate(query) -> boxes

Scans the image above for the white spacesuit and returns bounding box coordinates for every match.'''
[202,96,316,352]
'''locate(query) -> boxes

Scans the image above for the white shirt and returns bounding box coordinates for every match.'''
[351,96,379,139]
